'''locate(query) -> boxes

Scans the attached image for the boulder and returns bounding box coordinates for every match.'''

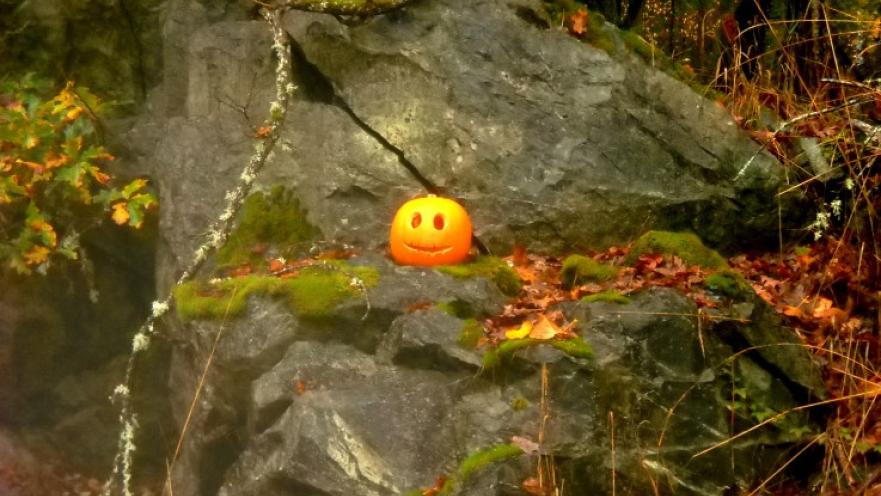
[165,257,822,495]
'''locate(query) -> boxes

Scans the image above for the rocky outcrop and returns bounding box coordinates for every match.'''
[125,0,797,290]
[166,258,823,495]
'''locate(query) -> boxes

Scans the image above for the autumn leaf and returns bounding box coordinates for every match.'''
[529,314,561,340]
[255,126,272,139]
[268,258,285,272]
[421,476,448,496]
[293,379,307,396]
[23,246,50,266]
[567,8,588,37]
[505,320,533,339]
[522,477,546,495]
[111,202,130,225]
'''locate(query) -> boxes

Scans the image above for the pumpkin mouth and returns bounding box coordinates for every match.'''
[404,241,453,255]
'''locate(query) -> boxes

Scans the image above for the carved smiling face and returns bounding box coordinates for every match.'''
[389,196,472,266]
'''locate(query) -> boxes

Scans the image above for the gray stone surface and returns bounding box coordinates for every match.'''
[123,0,798,291]
[164,256,822,495]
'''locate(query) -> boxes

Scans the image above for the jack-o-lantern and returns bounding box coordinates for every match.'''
[389,195,472,266]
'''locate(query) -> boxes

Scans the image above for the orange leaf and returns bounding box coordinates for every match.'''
[23,246,50,265]
[268,258,285,272]
[230,264,253,277]
[568,9,588,37]
[293,379,307,396]
[522,477,545,495]
[512,244,528,266]
[528,314,562,340]
[111,202,130,225]
[255,126,272,139]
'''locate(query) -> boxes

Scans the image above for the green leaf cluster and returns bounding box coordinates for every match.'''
[0,78,156,274]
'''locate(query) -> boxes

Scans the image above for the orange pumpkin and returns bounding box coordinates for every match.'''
[389,196,472,266]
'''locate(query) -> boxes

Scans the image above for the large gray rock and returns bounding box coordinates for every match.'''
[164,254,822,495]
[127,0,796,289]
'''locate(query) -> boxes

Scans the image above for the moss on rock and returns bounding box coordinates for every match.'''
[456,443,523,482]
[438,256,522,296]
[626,230,727,269]
[705,269,753,299]
[216,186,318,268]
[173,263,378,321]
[457,319,485,349]
[560,255,618,289]
[482,337,593,368]
[436,299,477,320]
[581,290,631,305]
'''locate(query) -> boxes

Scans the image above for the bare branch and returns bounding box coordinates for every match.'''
[275,0,413,15]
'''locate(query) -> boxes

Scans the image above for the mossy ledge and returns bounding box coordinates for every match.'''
[438,256,522,296]
[560,254,618,289]
[173,262,379,320]
[215,186,318,268]
[482,337,592,369]
[626,230,727,269]
[581,290,631,305]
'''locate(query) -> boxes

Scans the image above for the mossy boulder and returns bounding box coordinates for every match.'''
[626,230,727,269]
[438,256,522,296]
[560,255,618,289]
[216,186,319,268]
[173,262,378,321]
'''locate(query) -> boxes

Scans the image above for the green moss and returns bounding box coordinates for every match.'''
[550,337,593,359]
[457,443,523,481]
[458,319,485,349]
[793,245,811,256]
[626,230,728,269]
[581,290,631,305]
[173,263,379,321]
[482,338,538,369]
[560,255,618,289]
[705,269,753,300]
[436,299,476,319]
[438,256,522,296]
[215,186,318,268]
[511,396,530,411]
[482,337,593,368]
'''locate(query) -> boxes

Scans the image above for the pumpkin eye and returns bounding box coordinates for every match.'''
[411,212,422,228]
[433,213,445,230]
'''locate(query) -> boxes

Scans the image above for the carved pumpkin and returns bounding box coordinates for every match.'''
[389,196,472,266]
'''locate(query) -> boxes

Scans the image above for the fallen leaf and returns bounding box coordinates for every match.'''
[421,475,448,496]
[293,379,307,396]
[268,258,285,272]
[512,244,528,266]
[505,320,533,339]
[529,314,562,340]
[522,477,546,495]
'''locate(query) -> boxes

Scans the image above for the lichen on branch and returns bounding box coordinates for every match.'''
[102,7,296,496]
[275,0,413,15]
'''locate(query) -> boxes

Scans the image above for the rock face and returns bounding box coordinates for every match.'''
[125,0,796,288]
[166,258,822,496]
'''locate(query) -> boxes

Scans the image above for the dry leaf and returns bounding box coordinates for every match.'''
[505,320,533,340]
[529,314,562,340]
